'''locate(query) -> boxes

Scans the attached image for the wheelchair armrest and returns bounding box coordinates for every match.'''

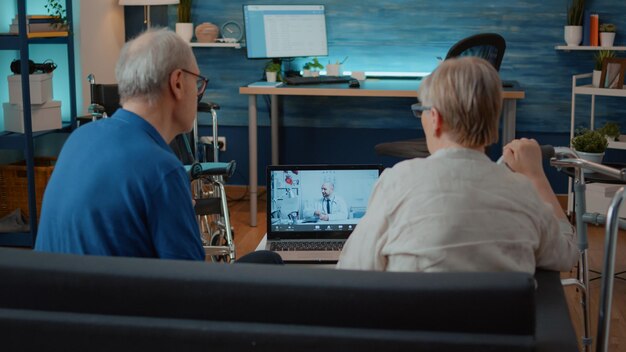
[185,160,236,179]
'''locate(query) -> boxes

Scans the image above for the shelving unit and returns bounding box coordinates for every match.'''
[555,45,626,51]
[0,0,76,247]
[569,73,626,143]
[567,73,626,214]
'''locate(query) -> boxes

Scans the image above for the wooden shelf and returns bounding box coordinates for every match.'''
[608,135,626,150]
[555,45,626,51]
[189,42,243,49]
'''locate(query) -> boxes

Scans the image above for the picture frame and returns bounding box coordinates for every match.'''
[599,58,626,89]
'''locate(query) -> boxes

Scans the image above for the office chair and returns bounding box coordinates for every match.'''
[374,33,506,159]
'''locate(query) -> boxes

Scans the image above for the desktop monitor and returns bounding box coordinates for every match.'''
[243,5,328,59]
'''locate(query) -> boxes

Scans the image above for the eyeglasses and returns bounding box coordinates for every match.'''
[181,69,209,98]
[411,103,432,118]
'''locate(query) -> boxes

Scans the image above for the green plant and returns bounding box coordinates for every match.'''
[599,23,616,33]
[598,122,621,141]
[178,0,192,23]
[265,61,281,72]
[571,129,608,153]
[566,0,585,26]
[44,0,67,28]
[265,60,282,81]
[305,57,324,71]
[593,50,616,70]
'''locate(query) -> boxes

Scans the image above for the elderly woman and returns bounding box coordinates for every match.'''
[337,57,577,274]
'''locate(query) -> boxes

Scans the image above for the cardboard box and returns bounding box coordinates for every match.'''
[3,101,61,133]
[8,73,53,105]
[585,182,626,218]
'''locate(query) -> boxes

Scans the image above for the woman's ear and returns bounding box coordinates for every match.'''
[430,108,444,136]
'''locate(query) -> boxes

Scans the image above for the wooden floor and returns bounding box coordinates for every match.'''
[227,187,626,351]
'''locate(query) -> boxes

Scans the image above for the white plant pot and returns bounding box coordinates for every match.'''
[176,23,194,42]
[326,64,341,76]
[575,150,605,173]
[592,70,602,87]
[303,69,312,77]
[266,71,277,82]
[564,25,583,46]
[600,32,616,47]
[311,71,320,77]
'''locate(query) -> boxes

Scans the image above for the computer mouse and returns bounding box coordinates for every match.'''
[349,79,360,88]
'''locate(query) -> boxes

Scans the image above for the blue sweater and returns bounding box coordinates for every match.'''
[35,109,205,260]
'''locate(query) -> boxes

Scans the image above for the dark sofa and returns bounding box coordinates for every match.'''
[0,248,577,351]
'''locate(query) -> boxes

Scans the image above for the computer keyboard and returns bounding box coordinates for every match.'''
[270,241,345,251]
[283,75,353,85]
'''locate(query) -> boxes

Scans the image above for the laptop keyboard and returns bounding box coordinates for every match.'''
[270,241,345,251]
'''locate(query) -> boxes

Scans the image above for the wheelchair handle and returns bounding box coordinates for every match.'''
[198,101,220,112]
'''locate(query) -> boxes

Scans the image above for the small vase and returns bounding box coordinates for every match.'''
[266,71,277,82]
[600,32,616,47]
[592,70,602,87]
[564,25,583,46]
[303,69,312,77]
[575,150,605,173]
[176,23,193,42]
[195,22,219,43]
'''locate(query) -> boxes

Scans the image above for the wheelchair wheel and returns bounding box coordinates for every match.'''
[209,231,232,263]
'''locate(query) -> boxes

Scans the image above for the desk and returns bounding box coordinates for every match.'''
[239,79,525,226]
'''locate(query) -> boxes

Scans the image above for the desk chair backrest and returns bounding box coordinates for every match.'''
[444,33,506,71]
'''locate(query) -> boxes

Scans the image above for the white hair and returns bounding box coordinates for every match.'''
[115,28,195,105]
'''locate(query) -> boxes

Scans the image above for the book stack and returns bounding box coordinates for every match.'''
[9,15,68,38]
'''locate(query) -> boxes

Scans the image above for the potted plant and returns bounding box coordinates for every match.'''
[176,0,193,42]
[565,0,585,46]
[265,61,281,82]
[599,23,617,47]
[44,0,68,30]
[598,121,621,142]
[302,63,312,77]
[305,58,324,77]
[592,50,615,87]
[571,128,608,170]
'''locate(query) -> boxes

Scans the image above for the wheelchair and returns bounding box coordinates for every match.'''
[174,102,236,263]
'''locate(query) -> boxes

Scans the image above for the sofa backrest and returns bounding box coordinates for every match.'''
[0,248,575,351]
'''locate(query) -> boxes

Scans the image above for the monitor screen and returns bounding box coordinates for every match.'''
[243,5,328,59]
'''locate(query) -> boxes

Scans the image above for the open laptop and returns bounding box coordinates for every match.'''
[266,164,382,263]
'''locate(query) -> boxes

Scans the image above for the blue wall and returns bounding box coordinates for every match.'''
[177,0,626,193]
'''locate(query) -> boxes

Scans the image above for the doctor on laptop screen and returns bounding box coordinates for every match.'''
[269,168,378,231]
[313,182,348,221]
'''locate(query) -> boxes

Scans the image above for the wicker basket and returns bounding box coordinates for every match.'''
[0,157,56,220]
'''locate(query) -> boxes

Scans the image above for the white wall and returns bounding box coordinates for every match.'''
[78,0,125,116]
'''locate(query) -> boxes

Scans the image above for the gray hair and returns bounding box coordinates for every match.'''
[418,56,502,148]
[115,28,195,105]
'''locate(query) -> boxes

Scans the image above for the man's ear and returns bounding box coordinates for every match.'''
[169,69,185,101]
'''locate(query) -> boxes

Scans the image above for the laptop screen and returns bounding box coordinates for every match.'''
[267,165,382,240]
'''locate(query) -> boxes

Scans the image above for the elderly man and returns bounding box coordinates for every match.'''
[337,57,577,274]
[35,29,284,264]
